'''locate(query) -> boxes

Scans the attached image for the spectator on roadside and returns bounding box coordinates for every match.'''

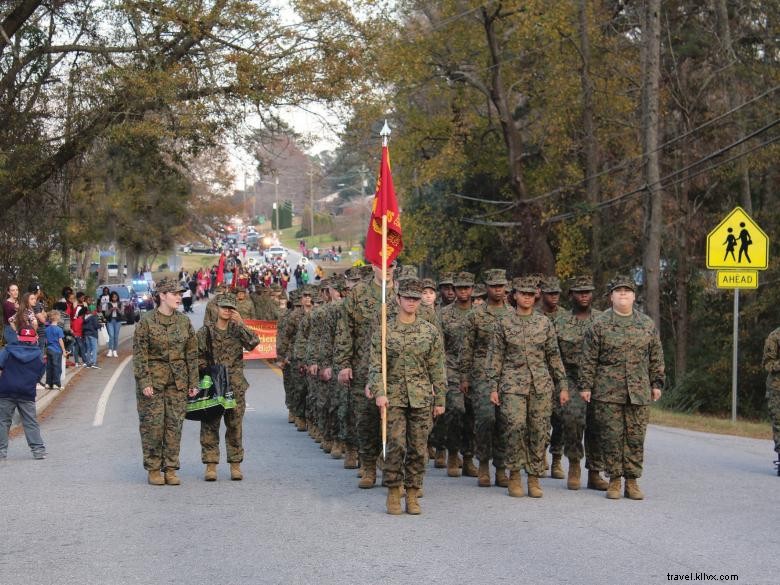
[29,284,48,354]
[11,292,37,335]
[103,291,122,358]
[99,287,110,312]
[71,293,87,367]
[3,283,20,344]
[82,299,102,369]
[0,327,47,460]
[182,286,193,313]
[44,311,65,389]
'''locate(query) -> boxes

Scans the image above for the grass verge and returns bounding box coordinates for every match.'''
[651,405,772,440]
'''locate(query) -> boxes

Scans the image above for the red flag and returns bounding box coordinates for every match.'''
[365,144,402,267]
[216,253,225,285]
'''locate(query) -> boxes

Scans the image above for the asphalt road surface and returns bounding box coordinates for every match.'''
[2,302,778,585]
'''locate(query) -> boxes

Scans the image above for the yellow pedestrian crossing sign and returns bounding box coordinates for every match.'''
[706,206,769,270]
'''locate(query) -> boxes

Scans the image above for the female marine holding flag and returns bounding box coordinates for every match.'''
[369,277,446,515]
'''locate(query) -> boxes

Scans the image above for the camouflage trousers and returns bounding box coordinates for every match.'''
[591,400,649,479]
[201,388,247,463]
[338,382,359,450]
[136,382,187,471]
[282,363,292,410]
[472,380,506,467]
[767,387,780,454]
[305,374,319,425]
[499,392,552,476]
[443,381,475,456]
[317,378,339,443]
[549,399,564,456]
[289,359,308,419]
[428,409,447,450]
[561,386,603,470]
[353,376,381,464]
[383,405,434,489]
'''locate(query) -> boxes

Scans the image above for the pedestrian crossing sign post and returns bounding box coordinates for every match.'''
[706,206,768,271]
[705,206,770,424]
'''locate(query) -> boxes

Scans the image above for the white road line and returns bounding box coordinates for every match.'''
[93,356,133,427]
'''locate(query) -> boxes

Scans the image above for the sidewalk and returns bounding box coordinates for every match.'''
[11,322,137,430]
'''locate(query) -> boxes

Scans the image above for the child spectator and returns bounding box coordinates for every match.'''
[82,299,102,369]
[0,327,47,460]
[45,311,65,389]
[70,293,86,367]
[103,291,122,358]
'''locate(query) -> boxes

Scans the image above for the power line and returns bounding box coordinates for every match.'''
[452,84,779,209]
[461,120,779,227]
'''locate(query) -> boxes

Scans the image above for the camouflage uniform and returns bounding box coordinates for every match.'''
[334,277,394,468]
[305,289,330,432]
[553,300,602,468]
[579,286,665,480]
[292,302,314,421]
[132,279,199,472]
[541,276,564,460]
[317,278,347,447]
[234,295,256,321]
[369,279,446,489]
[277,291,302,412]
[203,288,228,328]
[197,294,260,464]
[254,290,281,321]
[485,277,568,476]
[438,272,475,458]
[460,270,511,469]
[761,327,780,456]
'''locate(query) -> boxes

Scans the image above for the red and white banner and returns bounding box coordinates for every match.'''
[243,320,277,360]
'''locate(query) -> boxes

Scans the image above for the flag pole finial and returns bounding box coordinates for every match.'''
[380,120,391,146]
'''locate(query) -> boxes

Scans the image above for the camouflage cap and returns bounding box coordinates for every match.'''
[420,277,437,291]
[397,278,423,299]
[438,272,455,286]
[394,264,418,281]
[301,285,315,296]
[344,267,362,281]
[358,265,374,279]
[217,293,238,309]
[453,271,475,287]
[483,268,508,286]
[232,284,247,293]
[609,274,636,292]
[270,283,282,291]
[319,278,330,289]
[511,276,539,293]
[156,277,186,294]
[541,276,562,293]
[328,275,348,292]
[569,275,596,291]
[472,283,487,298]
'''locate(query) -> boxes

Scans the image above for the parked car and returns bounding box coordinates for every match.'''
[131,280,155,311]
[265,246,288,261]
[178,244,192,254]
[95,284,141,324]
[190,242,215,254]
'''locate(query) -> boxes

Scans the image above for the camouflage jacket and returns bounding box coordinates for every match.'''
[334,280,394,379]
[133,309,198,392]
[459,303,512,385]
[235,298,256,320]
[197,322,260,393]
[485,311,568,397]
[278,308,304,362]
[369,315,446,408]
[292,307,314,362]
[275,308,292,360]
[253,294,280,321]
[316,301,345,369]
[579,309,665,405]
[203,294,224,328]
[552,308,602,387]
[304,303,329,365]
[439,302,473,383]
[762,327,780,394]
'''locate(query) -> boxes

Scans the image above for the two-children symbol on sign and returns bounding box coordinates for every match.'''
[723,222,752,263]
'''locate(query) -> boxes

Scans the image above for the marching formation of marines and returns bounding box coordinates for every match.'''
[274,262,667,514]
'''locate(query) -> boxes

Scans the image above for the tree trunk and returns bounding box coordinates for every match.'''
[578,0,602,283]
[640,0,663,329]
[481,7,555,274]
[714,0,752,213]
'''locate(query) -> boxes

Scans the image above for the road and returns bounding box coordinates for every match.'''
[1,302,778,585]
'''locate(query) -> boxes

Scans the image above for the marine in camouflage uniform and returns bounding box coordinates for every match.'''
[761,327,780,474]
[579,275,665,500]
[253,287,281,321]
[197,293,260,480]
[314,277,347,458]
[234,287,257,320]
[540,275,565,479]
[459,269,511,487]
[485,276,569,498]
[552,275,606,490]
[438,271,477,477]
[334,264,395,484]
[305,281,331,444]
[291,286,315,429]
[369,278,446,515]
[133,277,199,485]
[276,290,302,422]
[203,284,229,328]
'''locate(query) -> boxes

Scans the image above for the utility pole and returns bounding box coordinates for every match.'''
[274,176,279,235]
[308,167,315,239]
[359,164,369,198]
